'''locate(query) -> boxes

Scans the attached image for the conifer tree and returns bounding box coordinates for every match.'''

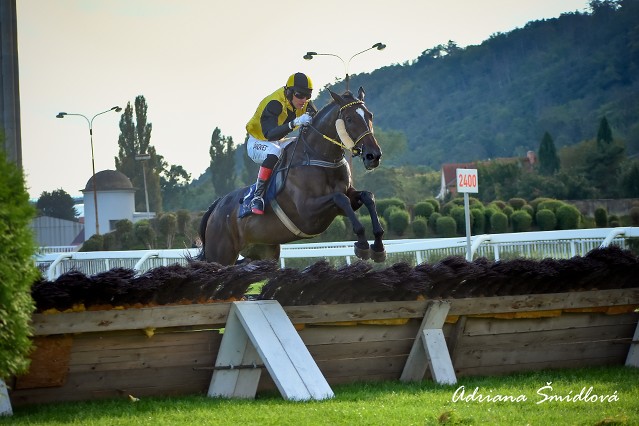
[208,127,237,196]
[538,132,560,175]
[115,95,163,213]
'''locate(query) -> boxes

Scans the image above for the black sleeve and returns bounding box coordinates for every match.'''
[261,100,294,141]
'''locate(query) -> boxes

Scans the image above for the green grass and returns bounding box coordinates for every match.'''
[3,366,639,425]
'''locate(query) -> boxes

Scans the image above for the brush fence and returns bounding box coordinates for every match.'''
[9,288,639,406]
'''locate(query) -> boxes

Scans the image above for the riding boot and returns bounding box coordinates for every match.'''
[250,166,273,215]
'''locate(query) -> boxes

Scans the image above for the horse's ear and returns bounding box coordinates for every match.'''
[358,87,366,102]
[329,89,345,105]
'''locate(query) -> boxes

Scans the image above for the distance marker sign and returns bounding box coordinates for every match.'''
[456,168,478,193]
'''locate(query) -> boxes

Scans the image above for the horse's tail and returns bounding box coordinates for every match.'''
[195,198,221,261]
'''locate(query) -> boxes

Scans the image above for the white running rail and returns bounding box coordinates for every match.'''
[35,227,638,281]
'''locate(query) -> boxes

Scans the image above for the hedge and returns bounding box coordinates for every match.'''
[0,150,39,379]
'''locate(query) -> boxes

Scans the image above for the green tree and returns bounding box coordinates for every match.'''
[158,213,177,248]
[620,161,639,197]
[115,96,163,213]
[536,209,557,231]
[134,220,156,249]
[538,132,560,175]
[585,118,625,195]
[596,116,613,149]
[161,165,191,211]
[209,127,237,196]
[36,189,78,220]
[0,149,39,379]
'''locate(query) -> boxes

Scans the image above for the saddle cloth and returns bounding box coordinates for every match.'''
[238,170,284,218]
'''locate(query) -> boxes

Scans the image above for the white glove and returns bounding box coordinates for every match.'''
[292,113,312,128]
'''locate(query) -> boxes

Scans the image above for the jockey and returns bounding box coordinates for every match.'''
[245,72,316,215]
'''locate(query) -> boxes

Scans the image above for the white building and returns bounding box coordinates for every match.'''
[82,169,153,240]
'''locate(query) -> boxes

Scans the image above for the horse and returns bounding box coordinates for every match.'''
[197,87,386,266]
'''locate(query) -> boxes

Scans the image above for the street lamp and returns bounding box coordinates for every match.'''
[56,106,122,236]
[134,153,151,219]
[304,42,386,91]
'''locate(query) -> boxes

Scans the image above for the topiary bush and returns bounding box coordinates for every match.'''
[511,210,533,232]
[609,214,621,227]
[436,216,457,237]
[594,207,608,228]
[389,209,410,236]
[79,234,104,251]
[537,199,565,214]
[323,216,347,241]
[450,206,468,234]
[530,197,553,213]
[471,209,486,234]
[490,211,509,233]
[522,204,534,219]
[484,208,497,233]
[556,204,582,230]
[0,150,39,380]
[411,216,428,238]
[375,198,406,218]
[508,198,526,210]
[383,206,401,225]
[358,215,387,239]
[134,220,156,249]
[489,200,506,211]
[502,205,514,218]
[536,209,557,231]
[428,212,441,233]
[423,197,440,213]
[413,201,434,220]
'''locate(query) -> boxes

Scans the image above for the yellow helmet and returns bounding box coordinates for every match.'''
[286,72,313,96]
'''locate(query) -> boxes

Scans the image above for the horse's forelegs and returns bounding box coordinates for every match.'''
[358,191,386,263]
[332,193,370,260]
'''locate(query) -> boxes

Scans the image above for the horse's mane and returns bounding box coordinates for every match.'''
[312,91,356,122]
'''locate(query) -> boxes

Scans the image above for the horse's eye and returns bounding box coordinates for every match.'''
[346,116,353,123]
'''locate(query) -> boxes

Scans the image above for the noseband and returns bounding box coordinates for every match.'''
[336,101,375,157]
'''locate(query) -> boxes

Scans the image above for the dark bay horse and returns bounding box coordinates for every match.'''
[197,87,386,265]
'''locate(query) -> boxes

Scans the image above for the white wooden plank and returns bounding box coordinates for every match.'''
[235,302,312,400]
[625,320,639,367]
[208,304,260,398]
[235,301,332,400]
[0,378,12,416]
[400,301,456,384]
[423,330,457,385]
[259,302,333,400]
[421,300,451,329]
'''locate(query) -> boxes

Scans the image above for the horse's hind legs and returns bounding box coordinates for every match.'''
[359,191,386,263]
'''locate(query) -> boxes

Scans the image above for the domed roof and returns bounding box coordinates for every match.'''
[82,170,133,191]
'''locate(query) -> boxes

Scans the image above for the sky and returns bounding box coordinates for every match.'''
[16,0,589,199]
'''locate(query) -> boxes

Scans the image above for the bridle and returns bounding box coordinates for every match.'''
[304,100,374,158]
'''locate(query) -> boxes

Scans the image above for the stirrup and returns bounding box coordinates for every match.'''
[250,196,265,215]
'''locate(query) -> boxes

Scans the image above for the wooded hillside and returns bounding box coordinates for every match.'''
[318,0,639,168]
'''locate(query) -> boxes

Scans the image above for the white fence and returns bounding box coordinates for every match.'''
[35,227,638,281]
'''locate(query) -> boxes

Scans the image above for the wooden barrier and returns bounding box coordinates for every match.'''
[8,288,639,406]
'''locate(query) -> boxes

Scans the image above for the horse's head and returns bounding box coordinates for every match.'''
[329,87,382,170]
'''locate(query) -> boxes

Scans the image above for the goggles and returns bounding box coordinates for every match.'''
[293,91,311,100]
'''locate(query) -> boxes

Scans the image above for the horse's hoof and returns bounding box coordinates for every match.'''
[372,250,387,263]
[354,244,371,260]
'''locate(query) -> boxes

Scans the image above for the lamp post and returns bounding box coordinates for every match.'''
[56,106,122,236]
[304,42,386,91]
[134,153,151,218]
